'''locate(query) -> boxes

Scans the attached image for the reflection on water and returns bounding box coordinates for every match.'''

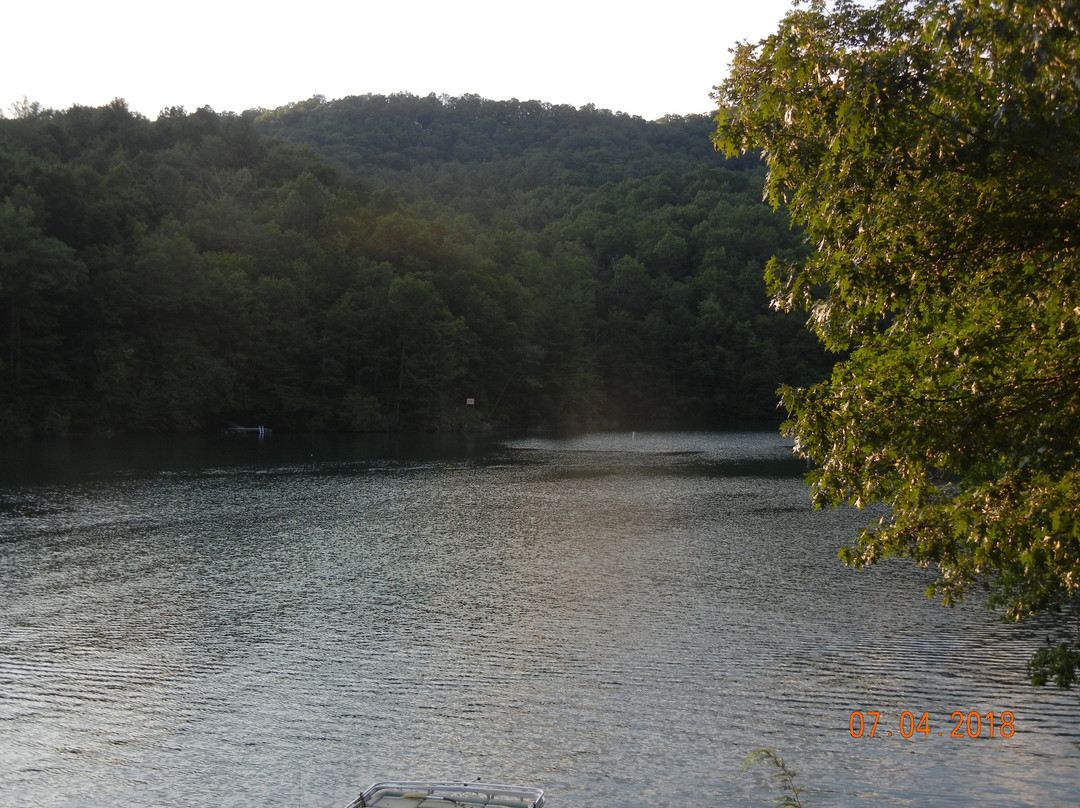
[1,431,1078,808]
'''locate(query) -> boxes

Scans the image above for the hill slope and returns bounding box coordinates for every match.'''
[0,95,830,434]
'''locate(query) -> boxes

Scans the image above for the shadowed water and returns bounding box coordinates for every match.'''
[0,431,1077,807]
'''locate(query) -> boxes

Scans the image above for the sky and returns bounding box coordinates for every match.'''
[4,0,797,121]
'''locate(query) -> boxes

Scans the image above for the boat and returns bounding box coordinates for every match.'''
[343,781,545,808]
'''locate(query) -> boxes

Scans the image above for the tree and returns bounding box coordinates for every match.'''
[0,199,84,431]
[0,95,832,435]
[713,0,1080,667]
[381,274,468,428]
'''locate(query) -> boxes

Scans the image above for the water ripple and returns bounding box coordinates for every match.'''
[1,433,1078,808]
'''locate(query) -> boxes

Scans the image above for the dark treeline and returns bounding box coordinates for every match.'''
[0,94,832,435]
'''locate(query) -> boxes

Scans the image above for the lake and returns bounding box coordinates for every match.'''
[1,431,1078,807]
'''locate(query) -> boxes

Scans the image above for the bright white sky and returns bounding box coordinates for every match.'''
[3,0,797,121]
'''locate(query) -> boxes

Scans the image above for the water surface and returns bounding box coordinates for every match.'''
[1,432,1077,807]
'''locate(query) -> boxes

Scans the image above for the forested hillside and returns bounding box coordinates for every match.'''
[0,94,832,435]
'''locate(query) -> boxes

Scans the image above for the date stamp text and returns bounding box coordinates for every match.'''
[849,711,1015,739]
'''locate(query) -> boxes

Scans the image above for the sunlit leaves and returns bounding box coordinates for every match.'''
[714,0,1080,630]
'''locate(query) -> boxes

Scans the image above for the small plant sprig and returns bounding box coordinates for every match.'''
[741,748,805,808]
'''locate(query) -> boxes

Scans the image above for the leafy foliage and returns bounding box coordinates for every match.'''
[0,95,832,435]
[1028,642,1080,690]
[713,0,1080,634]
